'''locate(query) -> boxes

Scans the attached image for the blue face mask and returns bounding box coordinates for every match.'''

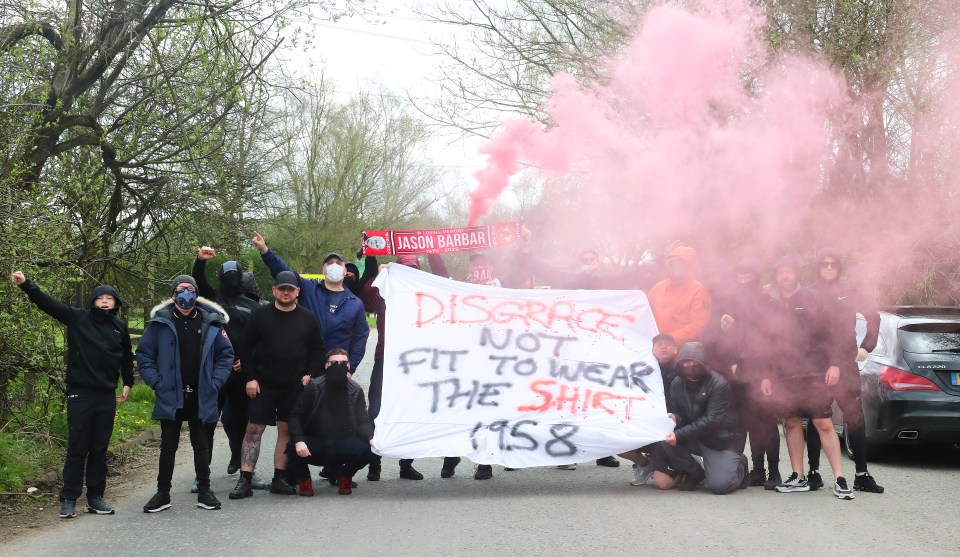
[174,289,197,310]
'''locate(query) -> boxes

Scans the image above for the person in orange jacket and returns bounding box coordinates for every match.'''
[647,246,712,347]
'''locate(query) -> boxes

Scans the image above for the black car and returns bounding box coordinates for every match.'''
[833,306,960,458]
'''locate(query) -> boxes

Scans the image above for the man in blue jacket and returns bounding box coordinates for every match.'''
[252,231,368,371]
[136,275,234,513]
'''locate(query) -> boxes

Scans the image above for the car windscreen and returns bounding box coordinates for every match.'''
[898,323,960,353]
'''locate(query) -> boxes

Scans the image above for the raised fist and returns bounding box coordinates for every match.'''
[198,246,216,261]
[10,271,25,285]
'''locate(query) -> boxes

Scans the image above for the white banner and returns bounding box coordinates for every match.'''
[371,263,674,467]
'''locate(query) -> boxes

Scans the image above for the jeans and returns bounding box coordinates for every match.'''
[286,436,373,480]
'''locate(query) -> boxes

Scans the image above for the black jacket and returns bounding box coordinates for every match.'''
[192,258,260,357]
[813,249,880,360]
[764,286,844,381]
[668,371,745,452]
[19,280,134,392]
[287,377,374,443]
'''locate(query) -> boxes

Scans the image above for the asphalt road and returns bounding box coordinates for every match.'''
[6,334,960,557]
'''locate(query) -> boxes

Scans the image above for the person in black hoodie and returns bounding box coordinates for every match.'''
[647,342,749,494]
[192,247,264,483]
[286,348,374,496]
[12,271,134,519]
[806,248,884,493]
[716,259,782,489]
[760,256,854,500]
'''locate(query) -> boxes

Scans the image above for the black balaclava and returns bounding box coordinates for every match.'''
[218,260,244,296]
[241,272,262,302]
[344,263,360,295]
[676,342,710,386]
[325,361,350,390]
[89,284,122,322]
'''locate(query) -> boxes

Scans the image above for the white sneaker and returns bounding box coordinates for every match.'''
[556,463,577,470]
[630,463,654,486]
[833,476,855,500]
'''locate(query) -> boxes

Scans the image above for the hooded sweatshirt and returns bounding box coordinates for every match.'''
[813,248,880,360]
[647,247,712,347]
[19,280,134,392]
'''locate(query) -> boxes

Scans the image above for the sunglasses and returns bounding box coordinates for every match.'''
[174,286,196,294]
[820,261,839,269]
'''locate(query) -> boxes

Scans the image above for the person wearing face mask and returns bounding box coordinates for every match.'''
[11,271,134,518]
[647,342,749,494]
[714,259,781,489]
[191,247,266,487]
[285,349,374,495]
[252,232,369,373]
[646,246,712,348]
[137,275,234,513]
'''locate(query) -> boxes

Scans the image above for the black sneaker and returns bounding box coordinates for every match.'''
[270,476,297,495]
[190,478,199,494]
[764,470,782,491]
[227,458,240,475]
[775,472,810,493]
[854,473,884,493]
[441,457,461,478]
[399,459,424,480]
[229,476,253,500]
[59,499,77,519]
[86,496,115,515]
[474,464,493,480]
[318,466,334,479]
[749,467,767,487]
[367,461,381,482]
[197,489,222,510]
[143,491,171,513]
[834,476,855,500]
[677,467,706,491]
[807,470,824,491]
[596,456,621,468]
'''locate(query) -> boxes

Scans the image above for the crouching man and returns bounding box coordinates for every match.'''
[286,349,374,496]
[649,342,749,494]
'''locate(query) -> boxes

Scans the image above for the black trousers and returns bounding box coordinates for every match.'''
[60,390,116,501]
[286,436,373,480]
[740,382,780,472]
[157,393,211,492]
[212,373,249,466]
[367,359,384,466]
[807,366,867,473]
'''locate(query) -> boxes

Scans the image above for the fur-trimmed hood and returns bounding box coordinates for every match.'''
[148,296,230,323]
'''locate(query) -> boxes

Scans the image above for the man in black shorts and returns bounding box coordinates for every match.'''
[230,271,325,499]
[760,256,853,500]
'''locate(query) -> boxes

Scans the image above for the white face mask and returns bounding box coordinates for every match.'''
[325,263,345,283]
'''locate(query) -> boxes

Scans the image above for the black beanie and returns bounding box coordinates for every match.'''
[171,274,198,293]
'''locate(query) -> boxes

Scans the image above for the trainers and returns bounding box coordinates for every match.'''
[677,467,706,491]
[854,473,884,493]
[834,476,855,500]
[556,463,577,470]
[807,470,824,491]
[367,461,381,482]
[59,499,77,519]
[399,460,424,480]
[504,467,518,471]
[248,473,268,490]
[474,464,493,480]
[229,476,253,500]
[763,470,782,491]
[738,455,751,489]
[269,476,296,495]
[749,467,767,487]
[86,496,115,515]
[227,458,240,475]
[775,472,810,493]
[630,462,654,486]
[338,475,353,495]
[190,478,199,494]
[197,489,222,510]
[596,456,621,468]
[440,457,461,478]
[298,479,314,497]
[318,466,334,479]
[143,491,171,513]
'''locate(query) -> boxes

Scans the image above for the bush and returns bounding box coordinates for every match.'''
[0,432,60,492]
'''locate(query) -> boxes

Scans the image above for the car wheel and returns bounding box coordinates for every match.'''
[844,423,885,461]
[842,423,855,460]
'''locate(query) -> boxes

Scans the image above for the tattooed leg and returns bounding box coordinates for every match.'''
[240,423,266,473]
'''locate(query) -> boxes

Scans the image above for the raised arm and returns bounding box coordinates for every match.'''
[252,231,318,289]
[12,271,78,325]
[191,247,217,299]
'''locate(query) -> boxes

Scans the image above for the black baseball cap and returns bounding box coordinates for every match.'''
[323,252,346,264]
[274,271,299,288]
[652,333,677,346]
